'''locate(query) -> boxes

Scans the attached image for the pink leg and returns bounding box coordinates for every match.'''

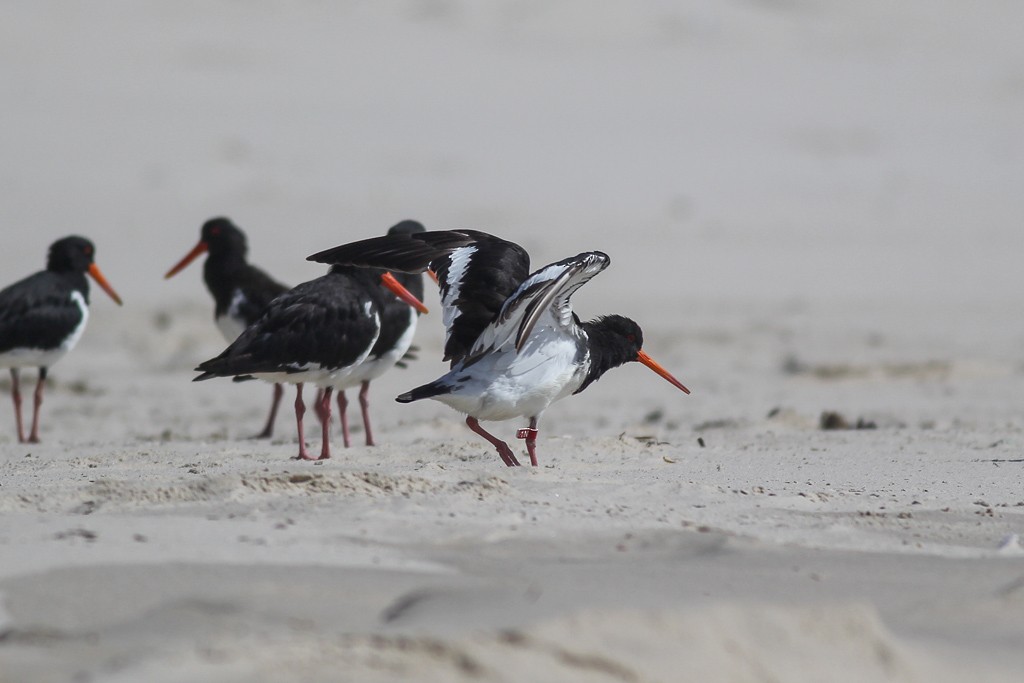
[317,387,333,460]
[466,416,521,467]
[516,416,539,467]
[337,391,351,448]
[313,388,328,425]
[293,383,314,460]
[254,383,284,439]
[359,380,375,446]
[10,368,25,443]
[27,367,46,444]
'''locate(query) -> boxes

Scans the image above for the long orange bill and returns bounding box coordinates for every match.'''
[427,269,440,285]
[380,272,429,314]
[164,241,209,279]
[87,263,123,305]
[636,349,690,394]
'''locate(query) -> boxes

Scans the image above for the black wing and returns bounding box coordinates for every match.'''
[194,271,378,379]
[309,230,531,363]
[0,272,87,353]
[467,252,610,357]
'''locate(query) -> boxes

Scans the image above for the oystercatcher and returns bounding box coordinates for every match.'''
[319,220,427,448]
[192,261,427,460]
[165,217,290,438]
[0,236,122,443]
[308,230,690,467]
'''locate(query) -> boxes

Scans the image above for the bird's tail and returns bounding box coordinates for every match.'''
[193,354,244,382]
[396,379,452,403]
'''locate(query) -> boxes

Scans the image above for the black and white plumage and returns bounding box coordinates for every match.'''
[193,261,427,461]
[318,220,427,448]
[0,236,122,443]
[308,230,689,467]
[165,217,290,438]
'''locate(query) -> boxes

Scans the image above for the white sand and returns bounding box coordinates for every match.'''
[1,2,1023,681]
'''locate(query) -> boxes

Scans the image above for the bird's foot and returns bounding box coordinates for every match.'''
[497,445,521,467]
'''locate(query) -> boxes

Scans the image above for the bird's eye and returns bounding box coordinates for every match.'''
[83,246,93,255]
[211,227,221,236]
[626,334,636,343]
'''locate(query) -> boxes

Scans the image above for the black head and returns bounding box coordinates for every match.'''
[166,217,249,279]
[46,235,97,273]
[200,217,248,258]
[578,314,689,395]
[387,220,426,237]
[325,263,429,315]
[588,314,644,366]
[46,235,123,304]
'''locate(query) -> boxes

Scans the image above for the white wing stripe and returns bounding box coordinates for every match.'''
[441,245,476,343]
[468,252,609,356]
[514,264,581,351]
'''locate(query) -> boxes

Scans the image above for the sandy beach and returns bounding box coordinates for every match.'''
[2,2,1023,681]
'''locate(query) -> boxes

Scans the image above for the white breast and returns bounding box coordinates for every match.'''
[214,290,250,342]
[435,334,587,422]
[354,306,418,384]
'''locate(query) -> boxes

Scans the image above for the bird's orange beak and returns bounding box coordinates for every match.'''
[380,272,428,314]
[87,263,123,305]
[636,350,689,394]
[427,269,440,285]
[164,241,209,279]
